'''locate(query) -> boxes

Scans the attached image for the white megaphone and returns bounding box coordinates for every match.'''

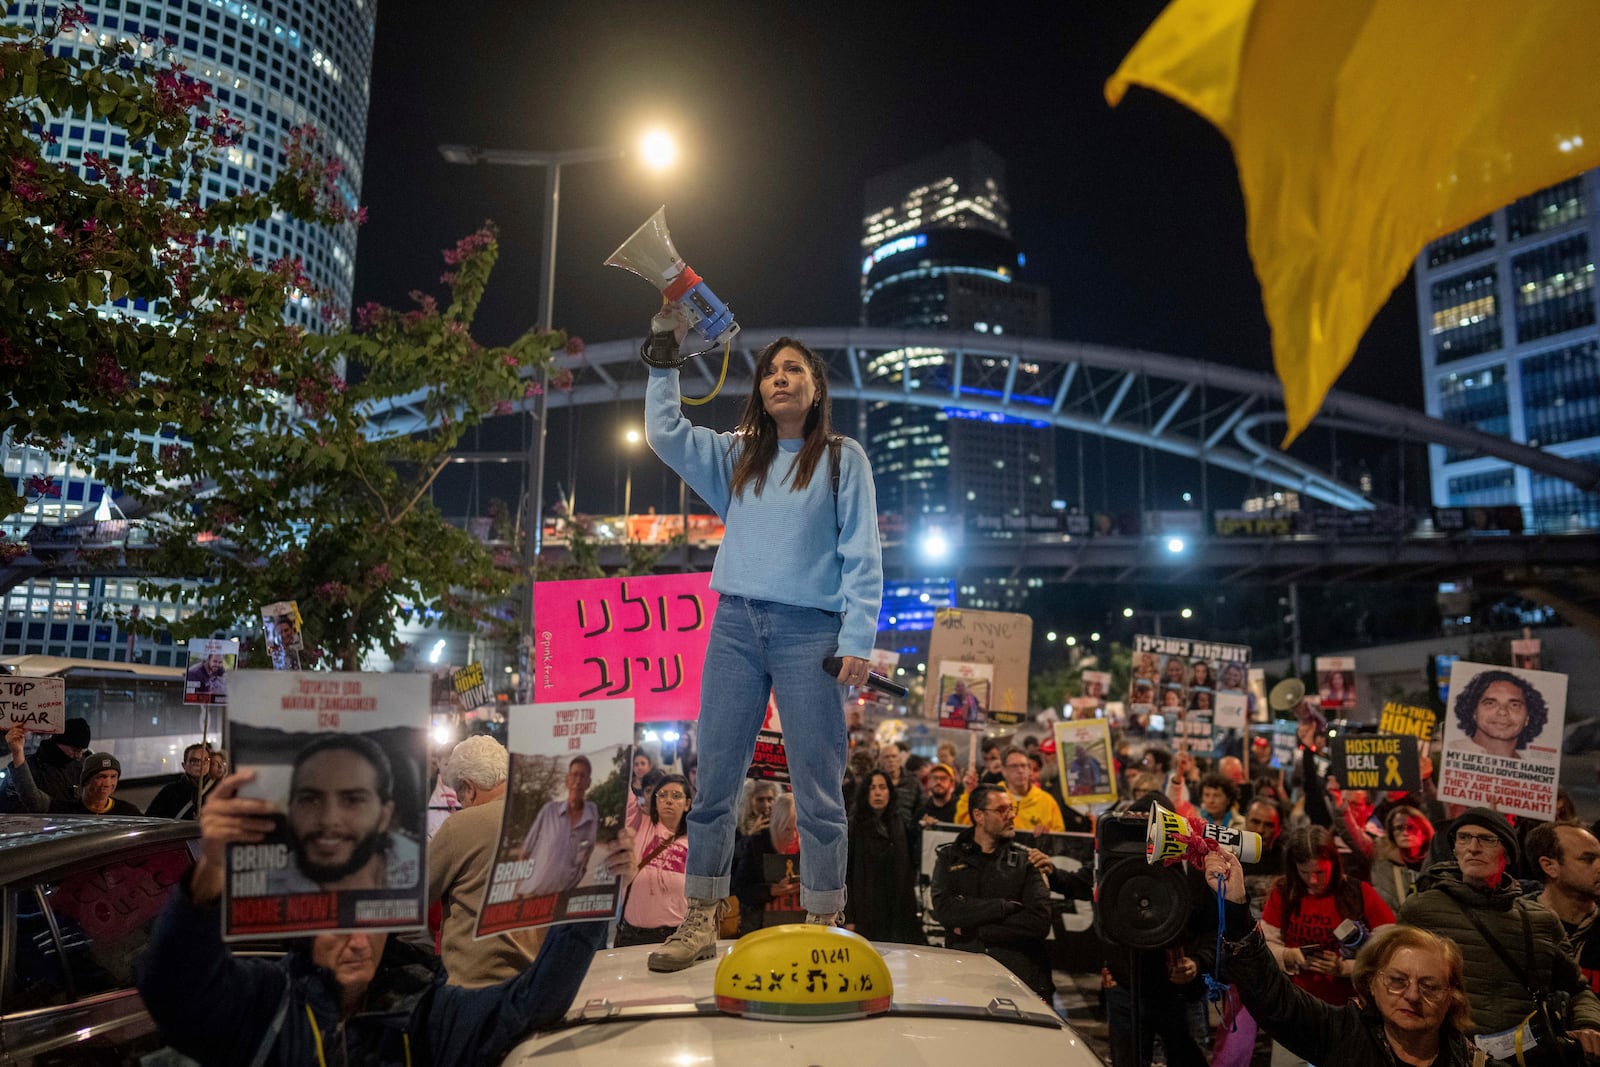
[1146,801,1262,867]
[605,206,739,347]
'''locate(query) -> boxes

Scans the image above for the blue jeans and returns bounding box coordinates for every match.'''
[685,595,849,914]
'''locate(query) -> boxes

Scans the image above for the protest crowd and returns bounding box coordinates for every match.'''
[7,673,1599,1067]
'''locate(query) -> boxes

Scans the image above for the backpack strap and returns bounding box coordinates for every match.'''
[828,435,843,532]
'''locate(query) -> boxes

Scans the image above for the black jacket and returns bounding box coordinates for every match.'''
[1221,901,1485,1067]
[844,808,924,944]
[147,774,213,819]
[930,827,1053,998]
[1398,862,1600,1034]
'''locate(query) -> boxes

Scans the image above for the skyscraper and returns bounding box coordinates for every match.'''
[860,142,1055,628]
[2,0,376,663]
[860,141,1056,522]
[1414,170,1600,532]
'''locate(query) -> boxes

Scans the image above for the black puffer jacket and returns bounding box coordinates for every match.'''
[930,827,1052,998]
[1397,862,1600,1034]
[1221,901,1484,1067]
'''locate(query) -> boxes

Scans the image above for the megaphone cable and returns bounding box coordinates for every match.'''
[680,338,731,406]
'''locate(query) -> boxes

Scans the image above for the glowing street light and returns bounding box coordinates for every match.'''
[639,127,678,171]
[920,528,950,563]
[1181,607,1194,619]
[1123,607,1135,618]
[1046,631,1058,642]
[1066,635,1077,646]
[1167,536,1186,553]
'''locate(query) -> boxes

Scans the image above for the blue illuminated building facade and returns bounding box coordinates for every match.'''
[2,0,375,661]
[860,142,1056,527]
[860,143,1054,628]
[1415,170,1600,531]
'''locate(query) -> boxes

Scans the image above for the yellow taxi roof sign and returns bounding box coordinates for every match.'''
[713,924,893,1021]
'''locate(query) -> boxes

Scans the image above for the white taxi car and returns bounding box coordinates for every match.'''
[505,925,1105,1065]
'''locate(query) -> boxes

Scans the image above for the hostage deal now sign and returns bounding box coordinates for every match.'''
[1330,734,1420,793]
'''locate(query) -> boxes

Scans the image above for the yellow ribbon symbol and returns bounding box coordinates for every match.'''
[1384,753,1403,788]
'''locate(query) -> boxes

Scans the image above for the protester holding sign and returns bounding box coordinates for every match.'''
[135,771,608,1067]
[643,333,883,972]
[6,725,142,815]
[0,676,84,810]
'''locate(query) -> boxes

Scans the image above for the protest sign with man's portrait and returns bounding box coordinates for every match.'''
[1438,660,1566,819]
[224,671,429,939]
[477,698,635,936]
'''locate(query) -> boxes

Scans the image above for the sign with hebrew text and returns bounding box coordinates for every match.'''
[532,572,717,722]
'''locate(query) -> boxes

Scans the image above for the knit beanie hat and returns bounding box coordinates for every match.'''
[1447,807,1518,866]
[80,751,121,785]
[61,717,91,749]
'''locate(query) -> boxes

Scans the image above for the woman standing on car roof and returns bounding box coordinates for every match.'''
[640,310,883,973]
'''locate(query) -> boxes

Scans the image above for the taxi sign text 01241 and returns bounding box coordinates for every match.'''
[713,925,892,1021]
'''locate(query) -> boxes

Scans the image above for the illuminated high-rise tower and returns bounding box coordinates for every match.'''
[2,0,376,663]
[1414,171,1600,532]
[860,142,1056,626]
[859,141,1056,523]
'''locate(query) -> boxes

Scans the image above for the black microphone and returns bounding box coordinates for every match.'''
[821,656,909,698]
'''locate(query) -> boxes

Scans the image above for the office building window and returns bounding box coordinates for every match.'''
[1446,468,1517,507]
[1522,339,1600,447]
[1506,176,1587,242]
[1426,214,1495,269]
[1513,233,1596,343]
[1529,449,1600,532]
[1430,267,1502,362]
[1437,366,1509,461]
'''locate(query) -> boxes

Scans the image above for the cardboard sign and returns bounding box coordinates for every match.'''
[1379,701,1436,740]
[1054,719,1117,806]
[532,573,715,723]
[184,638,238,706]
[260,600,303,671]
[225,671,429,940]
[478,698,634,936]
[1331,734,1420,792]
[1128,634,1252,725]
[748,695,789,782]
[451,661,492,712]
[2,677,65,733]
[1438,661,1566,820]
[1511,639,1542,671]
[935,661,992,730]
[925,609,1032,726]
[1316,656,1357,711]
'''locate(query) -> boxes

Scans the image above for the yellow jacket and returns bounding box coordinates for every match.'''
[954,784,1065,833]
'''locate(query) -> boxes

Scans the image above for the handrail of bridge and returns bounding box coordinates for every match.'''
[355,327,1600,509]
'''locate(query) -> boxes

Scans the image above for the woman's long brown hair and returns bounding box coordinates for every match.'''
[729,336,834,500]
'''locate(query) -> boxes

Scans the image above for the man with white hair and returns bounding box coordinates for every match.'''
[427,733,544,987]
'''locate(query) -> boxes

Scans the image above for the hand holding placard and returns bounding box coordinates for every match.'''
[2,677,65,734]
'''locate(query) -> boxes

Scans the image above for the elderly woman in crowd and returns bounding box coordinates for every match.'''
[1205,849,1481,1067]
[731,791,801,934]
[736,778,780,844]
[1369,805,1435,913]
[1263,826,1395,1006]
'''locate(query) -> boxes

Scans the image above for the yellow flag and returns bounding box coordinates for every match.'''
[1108,1,1600,443]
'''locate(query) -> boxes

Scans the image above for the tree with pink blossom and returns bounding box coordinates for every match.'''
[1,8,603,669]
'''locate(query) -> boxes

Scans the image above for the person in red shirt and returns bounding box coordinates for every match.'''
[1261,825,1394,1005]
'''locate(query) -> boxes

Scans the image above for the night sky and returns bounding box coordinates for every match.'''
[351,1,1425,519]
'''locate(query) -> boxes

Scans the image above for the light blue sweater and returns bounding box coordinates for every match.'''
[644,368,883,658]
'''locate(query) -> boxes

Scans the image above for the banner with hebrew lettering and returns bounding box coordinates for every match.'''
[532,573,716,722]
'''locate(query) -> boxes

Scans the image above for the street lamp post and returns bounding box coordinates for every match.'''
[439,135,674,697]
[622,426,641,520]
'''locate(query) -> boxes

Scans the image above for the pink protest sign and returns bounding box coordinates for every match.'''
[532,572,716,722]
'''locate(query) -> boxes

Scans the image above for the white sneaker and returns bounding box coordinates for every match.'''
[647,897,723,973]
